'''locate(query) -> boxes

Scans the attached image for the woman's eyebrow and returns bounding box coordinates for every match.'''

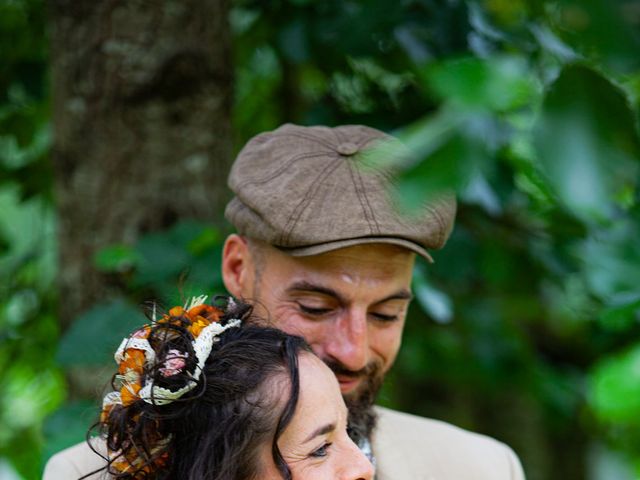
[303,423,336,444]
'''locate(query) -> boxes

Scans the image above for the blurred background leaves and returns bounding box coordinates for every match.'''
[1,0,640,479]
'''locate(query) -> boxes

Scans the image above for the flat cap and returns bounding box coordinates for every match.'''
[225,123,456,262]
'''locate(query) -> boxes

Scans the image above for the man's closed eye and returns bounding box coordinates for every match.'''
[298,304,333,316]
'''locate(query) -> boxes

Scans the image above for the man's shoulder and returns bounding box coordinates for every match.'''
[374,405,507,449]
[43,438,109,480]
[372,406,524,480]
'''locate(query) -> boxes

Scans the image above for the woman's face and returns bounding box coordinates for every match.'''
[260,352,374,480]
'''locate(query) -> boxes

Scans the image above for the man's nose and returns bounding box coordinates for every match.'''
[325,310,369,372]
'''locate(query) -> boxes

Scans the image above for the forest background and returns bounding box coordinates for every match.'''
[1,1,640,479]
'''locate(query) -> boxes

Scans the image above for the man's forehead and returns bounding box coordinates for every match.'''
[269,242,416,271]
[254,244,417,300]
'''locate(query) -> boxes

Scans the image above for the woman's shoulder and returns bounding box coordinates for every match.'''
[43,437,109,480]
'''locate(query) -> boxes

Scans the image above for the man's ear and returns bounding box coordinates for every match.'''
[221,234,254,298]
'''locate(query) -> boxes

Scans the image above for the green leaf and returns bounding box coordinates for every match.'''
[188,226,220,256]
[423,55,539,111]
[56,299,146,366]
[0,364,64,435]
[589,344,640,425]
[42,401,98,463]
[278,19,310,63]
[93,244,139,272]
[578,218,640,300]
[553,0,640,74]
[133,231,192,286]
[598,296,640,332]
[2,429,42,480]
[347,57,413,108]
[131,221,217,288]
[413,265,453,324]
[534,64,640,222]
[395,128,490,212]
[168,220,213,249]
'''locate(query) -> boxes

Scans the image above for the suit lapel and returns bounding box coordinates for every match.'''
[372,408,416,480]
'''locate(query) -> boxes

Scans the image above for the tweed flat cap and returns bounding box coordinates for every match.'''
[225,123,456,262]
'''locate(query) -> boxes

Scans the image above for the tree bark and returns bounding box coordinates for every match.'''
[48,0,233,328]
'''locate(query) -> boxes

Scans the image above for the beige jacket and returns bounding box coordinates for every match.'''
[43,406,525,480]
[372,407,524,480]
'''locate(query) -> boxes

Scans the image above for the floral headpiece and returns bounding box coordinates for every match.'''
[101,295,241,476]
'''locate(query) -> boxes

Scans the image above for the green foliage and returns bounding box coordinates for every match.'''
[0,1,58,477]
[41,401,97,461]
[0,187,60,479]
[534,65,639,222]
[56,300,148,366]
[2,0,640,478]
[41,221,228,458]
[93,244,140,273]
[548,0,640,73]
[66,221,226,364]
[374,3,640,474]
[590,344,640,426]
[424,56,539,111]
[0,0,50,201]
[130,221,223,298]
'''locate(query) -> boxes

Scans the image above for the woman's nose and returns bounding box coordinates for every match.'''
[342,439,375,480]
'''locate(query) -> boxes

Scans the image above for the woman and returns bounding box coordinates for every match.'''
[87,295,373,480]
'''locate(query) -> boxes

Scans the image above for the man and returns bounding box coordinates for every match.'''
[44,124,525,479]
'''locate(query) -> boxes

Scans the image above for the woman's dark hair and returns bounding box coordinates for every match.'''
[90,298,311,480]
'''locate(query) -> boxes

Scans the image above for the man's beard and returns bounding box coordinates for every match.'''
[323,358,384,446]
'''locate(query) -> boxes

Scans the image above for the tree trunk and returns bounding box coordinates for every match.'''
[48,0,233,328]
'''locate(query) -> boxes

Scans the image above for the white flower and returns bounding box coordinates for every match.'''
[159,349,189,377]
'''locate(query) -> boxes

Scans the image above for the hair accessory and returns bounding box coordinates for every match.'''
[102,295,241,415]
[159,349,188,377]
[100,295,241,478]
[139,314,241,405]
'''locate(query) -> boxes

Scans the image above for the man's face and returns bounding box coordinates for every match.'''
[223,238,416,404]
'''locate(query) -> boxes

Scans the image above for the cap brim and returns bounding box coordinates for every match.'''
[277,237,434,263]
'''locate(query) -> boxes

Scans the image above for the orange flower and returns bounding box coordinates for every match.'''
[109,430,169,477]
[168,306,184,317]
[100,403,114,424]
[186,304,222,336]
[111,458,131,474]
[187,304,222,322]
[155,451,169,469]
[120,382,142,406]
[187,317,209,337]
[118,349,146,375]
